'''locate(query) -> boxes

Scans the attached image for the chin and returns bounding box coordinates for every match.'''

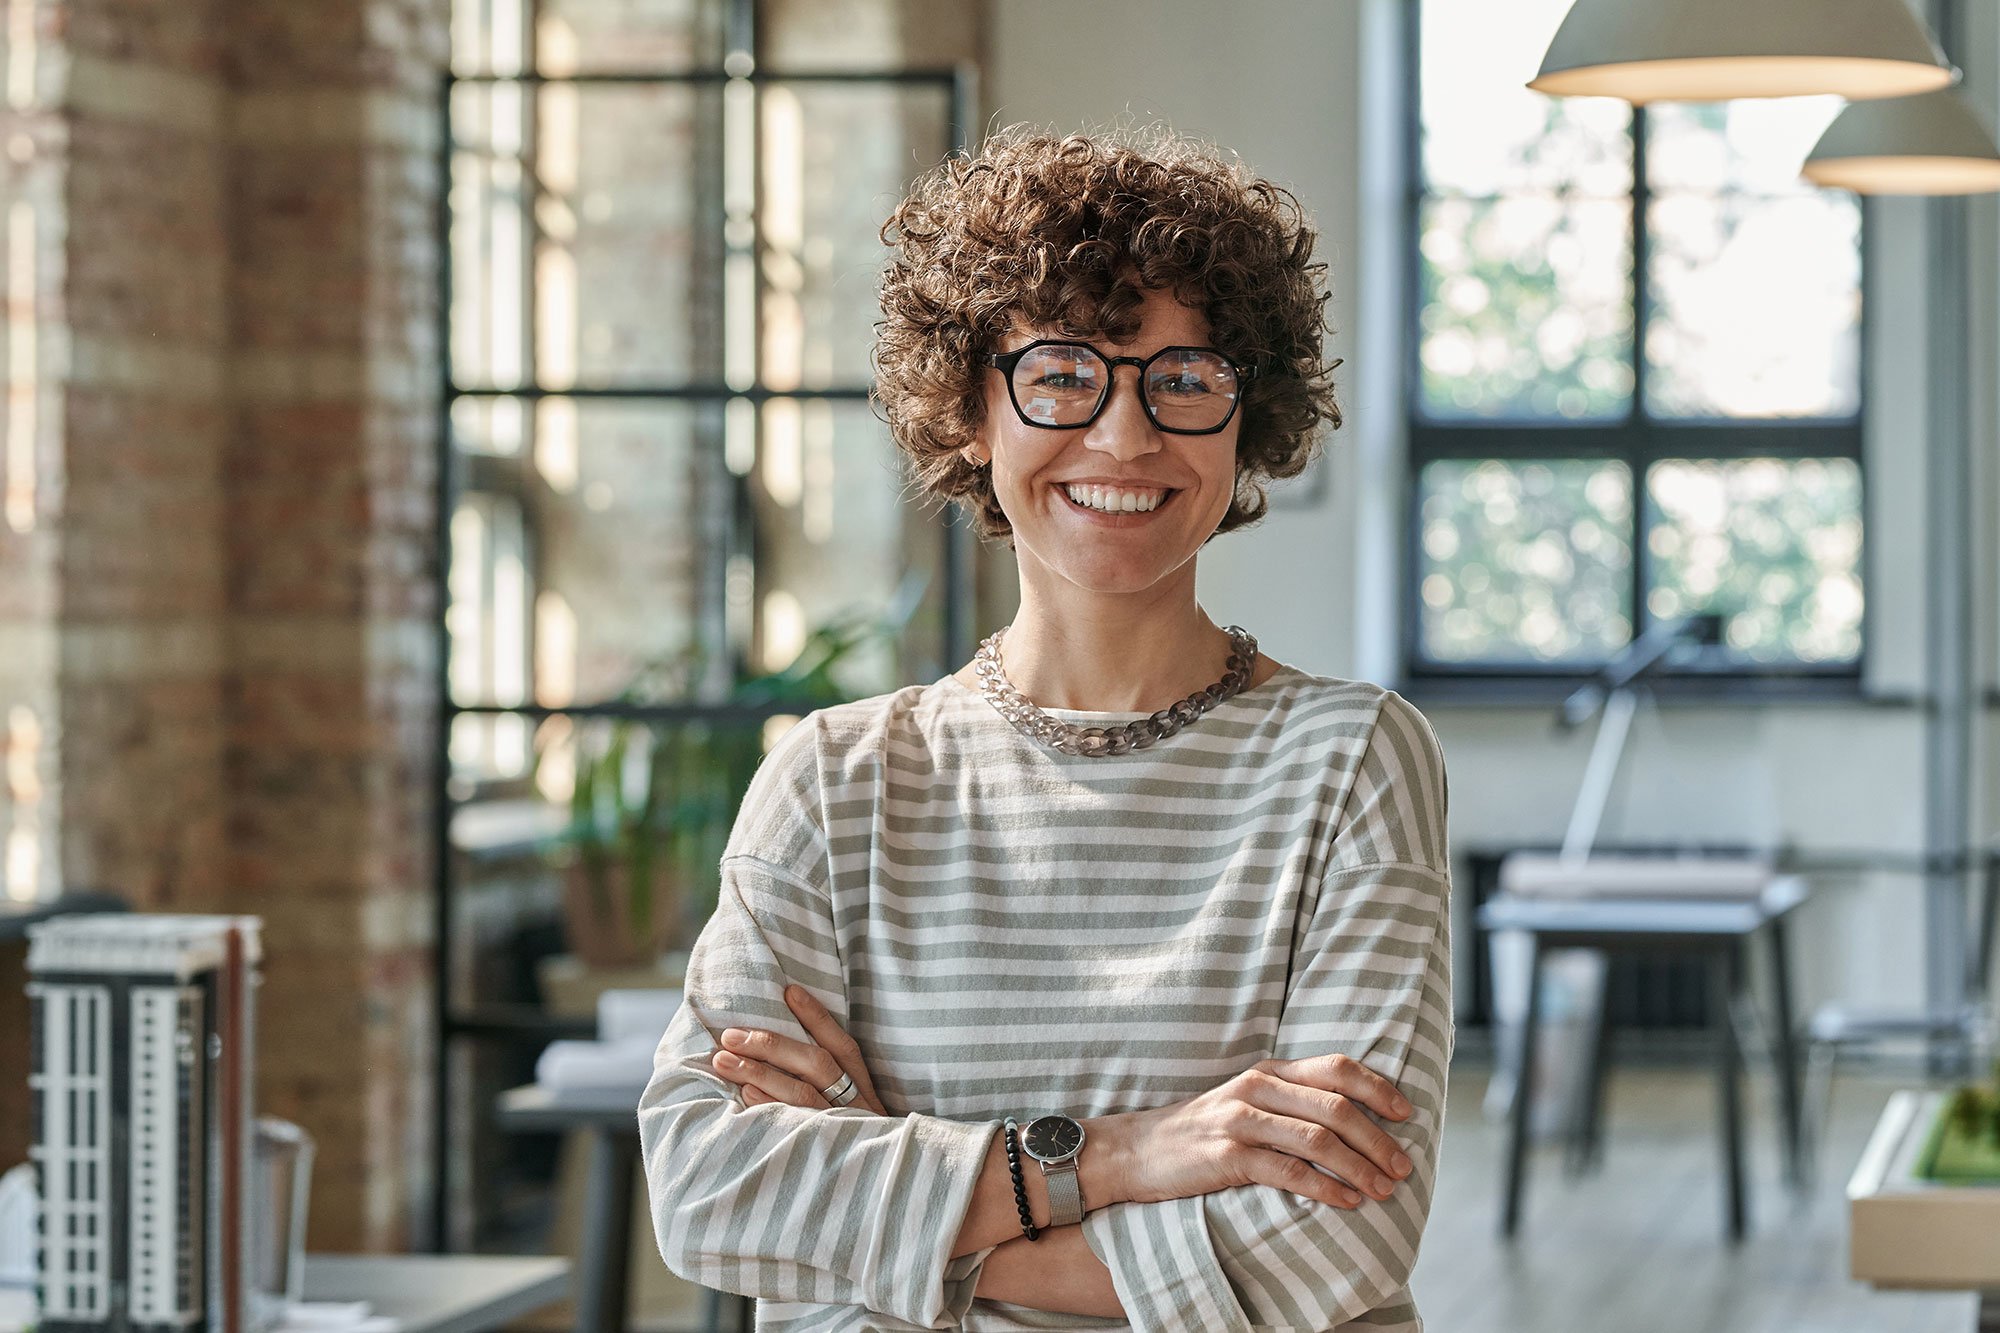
[1057,552,1192,590]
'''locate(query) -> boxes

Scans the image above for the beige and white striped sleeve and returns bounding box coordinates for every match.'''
[636,719,1005,1330]
[1078,691,1457,1331]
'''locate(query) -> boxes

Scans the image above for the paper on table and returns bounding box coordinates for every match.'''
[596,988,683,1045]
[534,1035,659,1092]
[270,1301,398,1333]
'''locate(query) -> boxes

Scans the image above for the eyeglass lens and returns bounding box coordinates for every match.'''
[1012,344,1241,431]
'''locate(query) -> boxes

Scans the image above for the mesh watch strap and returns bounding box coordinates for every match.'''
[1042,1160,1083,1227]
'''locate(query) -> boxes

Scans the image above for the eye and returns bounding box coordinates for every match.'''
[1018,349,1101,394]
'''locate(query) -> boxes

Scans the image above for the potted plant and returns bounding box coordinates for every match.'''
[545,575,929,969]
[1925,1056,2000,1182]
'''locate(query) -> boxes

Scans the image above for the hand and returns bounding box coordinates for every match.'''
[707,983,895,1116]
[1116,1053,1416,1210]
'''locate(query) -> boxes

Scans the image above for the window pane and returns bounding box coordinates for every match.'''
[450,81,539,390]
[1418,458,1634,663]
[751,398,949,693]
[1419,195,1635,419]
[1645,457,1862,663]
[1646,97,1846,194]
[534,0,725,73]
[1420,0,1632,195]
[448,398,722,710]
[761,81,954,392]
[1646,191,1861,418]
[445,397,950,708]
[537,82,719,390]
[450,80,724,391]
[760,0,980,70]
[448,490,535,726]
[452,395,527,457]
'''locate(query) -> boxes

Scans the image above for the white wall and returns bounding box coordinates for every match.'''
[984,0,1998,1021]
[984,0,1369,677]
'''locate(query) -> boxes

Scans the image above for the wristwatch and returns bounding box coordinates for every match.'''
[1019,1113,1087,1226]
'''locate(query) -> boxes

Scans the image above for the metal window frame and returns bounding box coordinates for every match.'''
[430,3,974,1248]
[1401,3,1869,688]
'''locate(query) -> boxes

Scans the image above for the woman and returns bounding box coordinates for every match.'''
[638,123,1453,1332]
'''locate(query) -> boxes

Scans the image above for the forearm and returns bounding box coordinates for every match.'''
[973,1225,1124,1319]
[950,1113,1132,1258]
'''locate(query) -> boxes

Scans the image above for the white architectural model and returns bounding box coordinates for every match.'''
[27,915,263,1333]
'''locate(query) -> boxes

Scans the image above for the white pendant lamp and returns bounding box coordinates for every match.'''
[1802,89,2000,194]
[1529,0,1956,104]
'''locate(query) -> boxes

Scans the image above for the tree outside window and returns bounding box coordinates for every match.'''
[1410,0,1865,681]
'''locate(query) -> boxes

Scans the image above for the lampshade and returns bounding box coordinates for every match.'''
[1529,0,1956,104]
[1803,89,2000,194]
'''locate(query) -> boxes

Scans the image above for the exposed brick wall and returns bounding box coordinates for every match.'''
[222,0,448,1251]
[0,3,72,1169]
[0,0,448,1251]
[57,0,233,914]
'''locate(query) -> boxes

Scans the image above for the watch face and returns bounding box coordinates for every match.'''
[1023,1114,1084,1161]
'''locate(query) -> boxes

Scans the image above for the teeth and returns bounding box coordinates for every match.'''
[1063,484,1168,513]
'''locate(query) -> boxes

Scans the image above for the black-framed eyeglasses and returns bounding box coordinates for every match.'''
[979,339,1258,435]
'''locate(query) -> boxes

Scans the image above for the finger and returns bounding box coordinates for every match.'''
[1263,1072,1416,1185]
[1238,1101,1401,1201]
[783,986,883,1098]
[1239,1143,1365,1209]
[721,1024,843,1091]
[712,1049,830,1109]
[1267,1053,1413,1122]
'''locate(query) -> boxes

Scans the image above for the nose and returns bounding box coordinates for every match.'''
[1079,364,1164,461]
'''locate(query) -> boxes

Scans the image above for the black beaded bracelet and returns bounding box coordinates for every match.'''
[1002,1117,1040,1241]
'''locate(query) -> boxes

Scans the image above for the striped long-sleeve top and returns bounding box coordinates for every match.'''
[638,663,1455,1332]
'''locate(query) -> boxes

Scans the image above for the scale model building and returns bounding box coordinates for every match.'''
[26,914,264,1333]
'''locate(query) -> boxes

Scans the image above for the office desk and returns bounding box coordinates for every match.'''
[494,1084,752,1333]
[304,1254,571,1333]
[1478,875,1809,1242]
[0,1254,569,1333]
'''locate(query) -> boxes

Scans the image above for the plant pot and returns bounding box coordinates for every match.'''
[560,857,682,969]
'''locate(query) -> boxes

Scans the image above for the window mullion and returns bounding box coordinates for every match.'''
[1628,105,1651,648]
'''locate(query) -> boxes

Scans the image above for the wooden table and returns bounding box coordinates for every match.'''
[1478,875,1809,1242]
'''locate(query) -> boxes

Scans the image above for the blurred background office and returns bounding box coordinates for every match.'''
[0,0,1996,1330]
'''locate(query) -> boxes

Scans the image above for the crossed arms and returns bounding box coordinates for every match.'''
[637,852,1451,1330]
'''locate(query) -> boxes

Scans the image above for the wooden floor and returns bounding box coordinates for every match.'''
[1412,1059,1982,1333]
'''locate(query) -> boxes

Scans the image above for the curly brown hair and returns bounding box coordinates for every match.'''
[872,121,1342,547]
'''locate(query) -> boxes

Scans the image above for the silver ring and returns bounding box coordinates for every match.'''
[821,1072,859,1107]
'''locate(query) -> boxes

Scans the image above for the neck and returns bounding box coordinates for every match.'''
[992,580,1243,713]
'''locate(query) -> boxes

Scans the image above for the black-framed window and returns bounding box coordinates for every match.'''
[1406,0,1866,685]
[435,0,972,1253]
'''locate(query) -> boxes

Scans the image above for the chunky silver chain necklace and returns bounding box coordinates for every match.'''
[973,623,1258,757]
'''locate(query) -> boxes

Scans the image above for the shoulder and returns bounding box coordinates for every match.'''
[1361,687,1449,793]
[724,683,938,871]
[1270,670,1445,770]
[1314,679,1450,873]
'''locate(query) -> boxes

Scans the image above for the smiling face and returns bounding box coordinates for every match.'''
[964,284,1242,599]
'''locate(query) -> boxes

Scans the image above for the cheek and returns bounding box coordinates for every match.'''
[1198,446,1241,508]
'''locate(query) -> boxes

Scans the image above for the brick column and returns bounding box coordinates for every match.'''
[0,0,448,1249]
[223,0,447,1250]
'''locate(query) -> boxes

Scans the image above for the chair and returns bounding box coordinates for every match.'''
[1795,851,1999,1186]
